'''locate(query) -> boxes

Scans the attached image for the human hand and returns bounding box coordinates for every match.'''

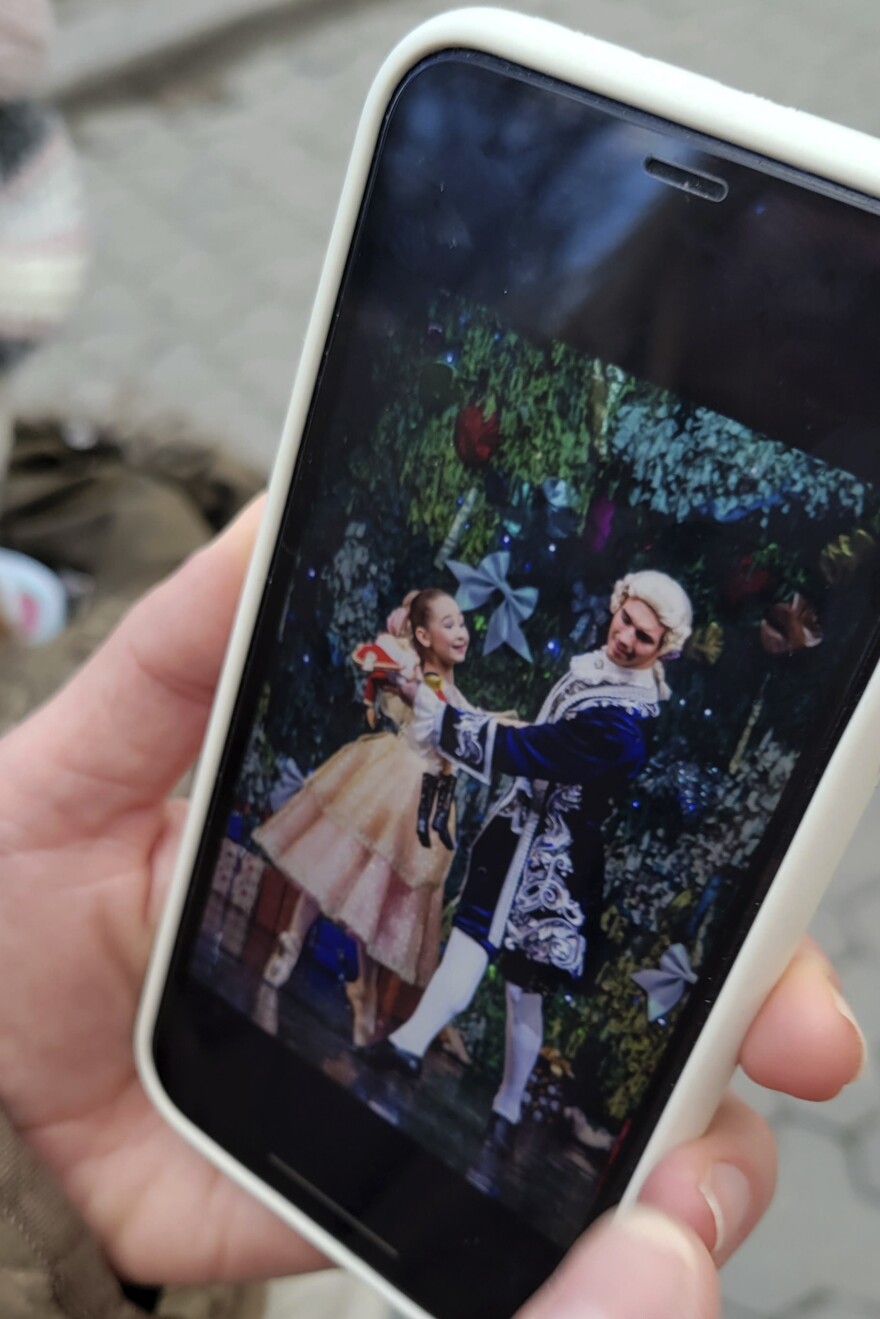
[517,935,866,1318]
[0,501,865,1307]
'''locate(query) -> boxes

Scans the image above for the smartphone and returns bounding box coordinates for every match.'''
[136,10,880,1318]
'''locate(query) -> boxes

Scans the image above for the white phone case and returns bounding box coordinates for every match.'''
[135,11,880,1317]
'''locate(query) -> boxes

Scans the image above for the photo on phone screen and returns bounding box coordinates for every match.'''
[187,280,877,1247]
[161,53,880,1268]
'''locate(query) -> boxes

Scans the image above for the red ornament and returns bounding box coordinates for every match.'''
[454,405,502,469]
[725,553,772,606]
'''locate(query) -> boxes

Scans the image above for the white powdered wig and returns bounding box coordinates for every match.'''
[611,571,694,657]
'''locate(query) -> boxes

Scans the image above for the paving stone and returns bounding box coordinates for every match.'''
[724,1302,767,1319]
[790,1294,880,1319]
[834,790,880,902]
[839,958,880,1058]
[850,1113,880,1209]
[842,886,880,963]
[724,1122,880,1314]
[796,1070,879,1137]
[808,892,852,966]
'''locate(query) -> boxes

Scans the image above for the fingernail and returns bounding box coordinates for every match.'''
[539,1205,705,1319]
[699,1162,750,1258]
[829,985,868,1081]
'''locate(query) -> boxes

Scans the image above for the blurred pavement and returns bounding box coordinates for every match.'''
[16,2,880,1315]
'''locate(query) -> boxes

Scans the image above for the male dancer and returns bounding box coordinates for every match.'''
[365,570,693,1149]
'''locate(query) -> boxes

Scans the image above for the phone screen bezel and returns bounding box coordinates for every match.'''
[148,45,880,1319]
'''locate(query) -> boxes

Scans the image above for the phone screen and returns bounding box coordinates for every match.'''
[154,52,880,1317]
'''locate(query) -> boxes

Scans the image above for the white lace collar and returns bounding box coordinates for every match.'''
[569,648,661,694]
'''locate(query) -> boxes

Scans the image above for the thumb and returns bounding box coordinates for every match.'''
[517,1206,719,1319]
[3,496,264,836]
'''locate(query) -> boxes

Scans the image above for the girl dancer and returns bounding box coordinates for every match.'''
[254,589,471,1046]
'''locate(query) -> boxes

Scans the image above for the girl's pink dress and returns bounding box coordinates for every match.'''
[253,683,463,987]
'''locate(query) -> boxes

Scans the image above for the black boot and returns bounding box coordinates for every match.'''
[485,1111,517,1154]
[432,773,456,851]
[417,773,438,849]
[360,1037,423,1078]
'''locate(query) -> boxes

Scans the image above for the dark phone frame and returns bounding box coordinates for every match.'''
[152,47,880,1319]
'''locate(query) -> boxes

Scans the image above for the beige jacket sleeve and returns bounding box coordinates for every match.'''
[0,1105,265,1319]
[0,1103,141,1319]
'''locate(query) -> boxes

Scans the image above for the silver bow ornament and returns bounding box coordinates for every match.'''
[632,943,698,1022]
[268,755,305,813]
[446,551,538,662]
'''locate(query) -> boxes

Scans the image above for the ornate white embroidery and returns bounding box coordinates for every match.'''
[504,918,586,976]
[452,710,490,768]
[504,786,587,977]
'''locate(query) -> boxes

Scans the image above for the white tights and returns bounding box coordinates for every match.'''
[390,929,544,1127]
[390,928,488,1057]
[492,982,543,1123]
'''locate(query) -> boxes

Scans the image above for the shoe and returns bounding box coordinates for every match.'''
[263,932,303,988]
[417,773,438,849]
[360,1037,423,1078]
[431,773,456,851]
[438,1024,472,1066]
[485,1111,517,1154]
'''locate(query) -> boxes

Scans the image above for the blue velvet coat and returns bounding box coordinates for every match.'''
[437,651,663,992]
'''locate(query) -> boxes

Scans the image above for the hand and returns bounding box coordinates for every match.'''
[518,936,865,1318]
[0,502,865,1309]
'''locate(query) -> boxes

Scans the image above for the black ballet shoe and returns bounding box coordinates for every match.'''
[360,1037,423,1078]
[485,1111,518,1155]
[431,773,456,851]
[417,772,438,849]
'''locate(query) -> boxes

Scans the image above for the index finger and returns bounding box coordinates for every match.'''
[739,936,866,1100]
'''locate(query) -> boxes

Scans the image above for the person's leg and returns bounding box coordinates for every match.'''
[347,942,379,1047]
[389,928,488,1057]
[263,891,320,986]
[491,982,543,1124]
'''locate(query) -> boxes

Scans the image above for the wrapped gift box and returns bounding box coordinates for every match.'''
[200,892,226,939]
[230,851,264,914]
[219,907,249,960]
[210,836,241,899]
[254,866,291,932]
